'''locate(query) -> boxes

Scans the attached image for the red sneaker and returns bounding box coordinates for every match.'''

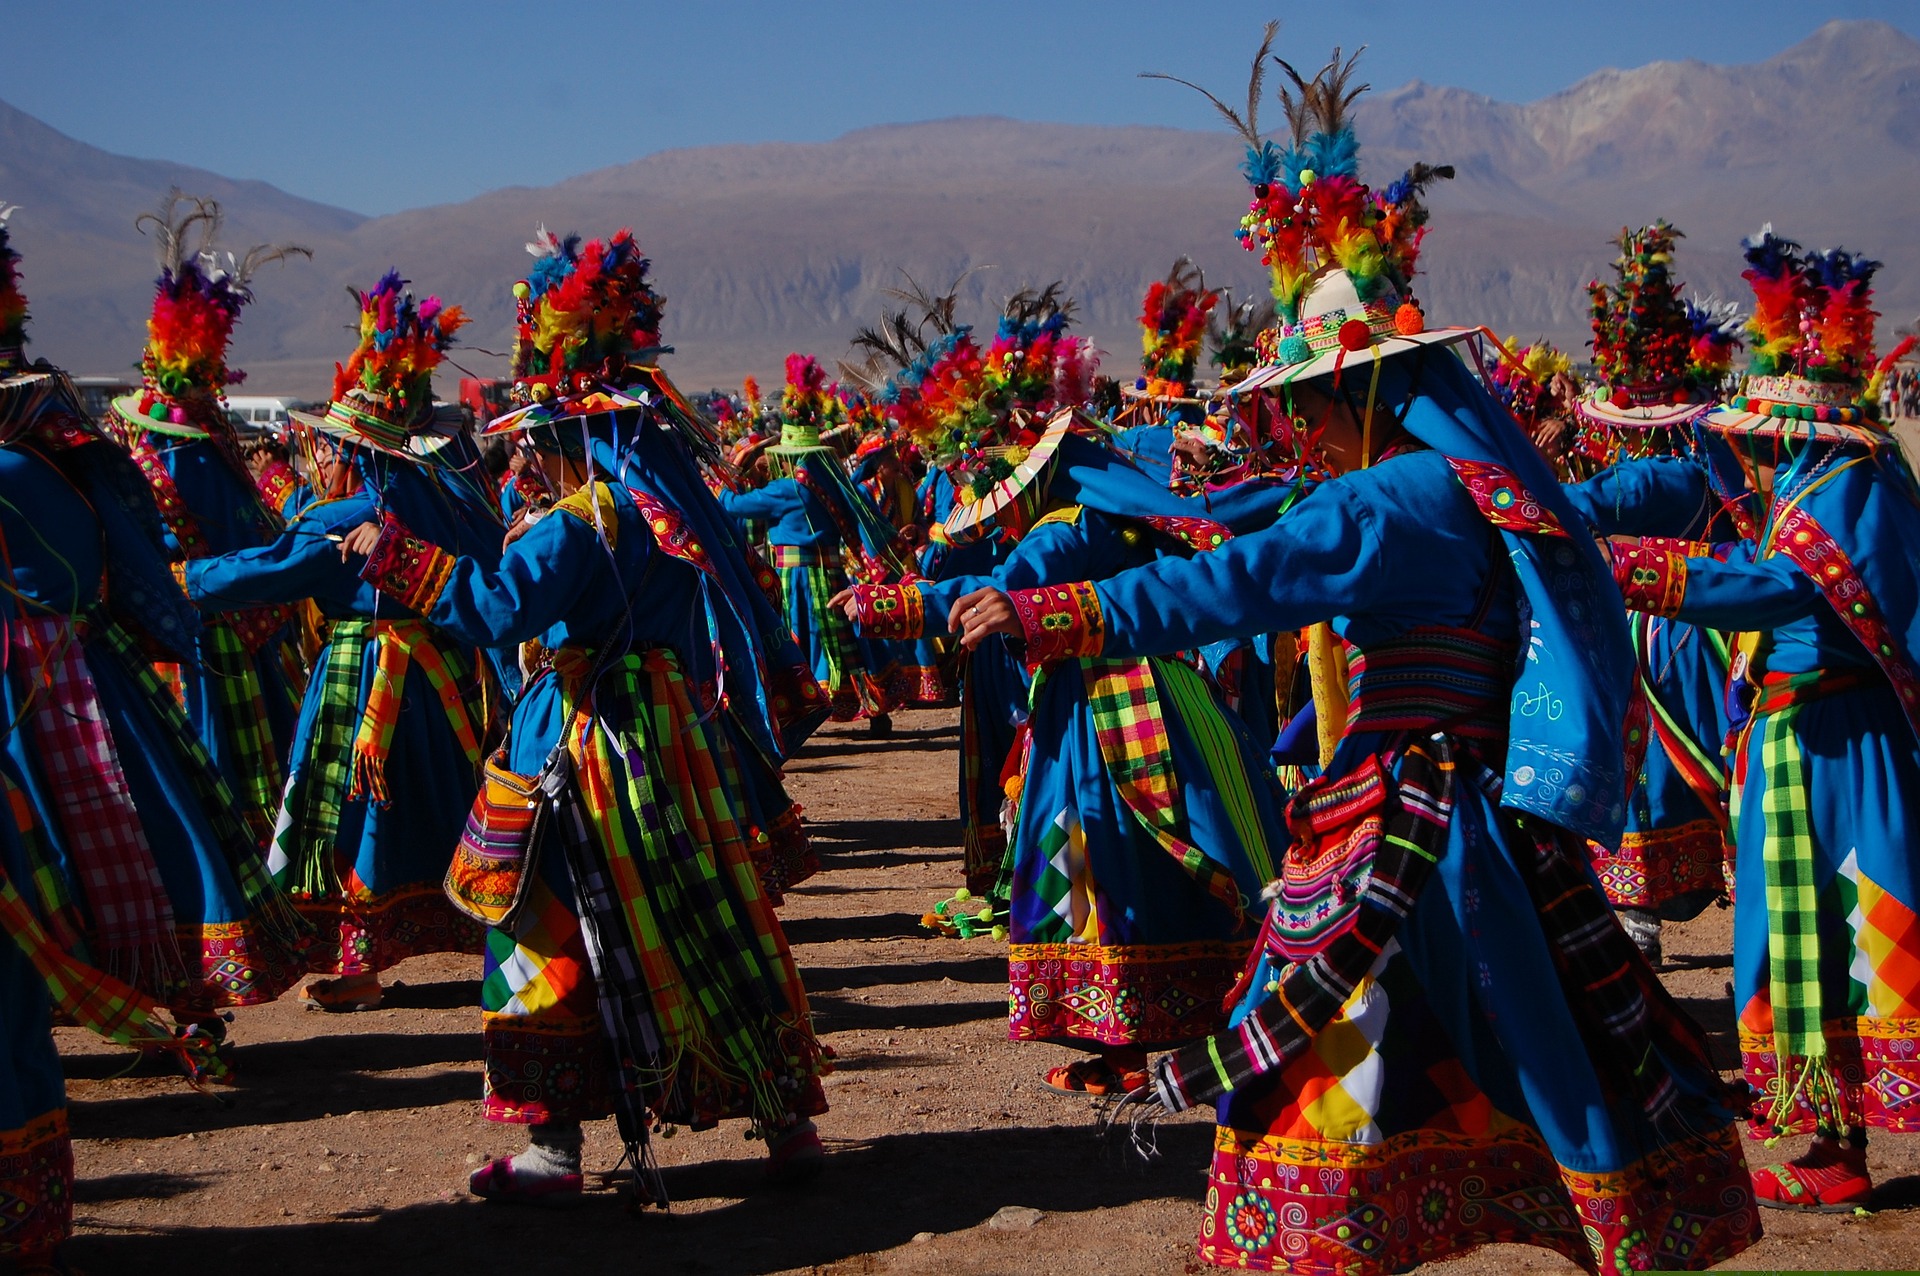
[1752,1144,1873,1213]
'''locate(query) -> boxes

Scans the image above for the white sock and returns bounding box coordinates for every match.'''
[514,1122,583,1181]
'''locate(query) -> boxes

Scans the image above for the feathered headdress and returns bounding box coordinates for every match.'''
[290,271,466,455]
[766,353,847,456]
[1585,223,1720,405]
[118,190,310,437]
[1209,287,1275,387]
[1145,31,1461,387]
[884,284,1095,521]
[510,227,666,404]
[1685,297,1744,386]
[1710,226,1910,435]
[840,270,972,394]
[1136,258,1218,397]
[1488,338,1574,427]
[0,201,26,376]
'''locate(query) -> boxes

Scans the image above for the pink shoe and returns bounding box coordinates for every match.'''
[765,1123,825,1184]
[467,1155,584,1207]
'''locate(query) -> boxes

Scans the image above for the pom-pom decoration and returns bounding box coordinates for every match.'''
[778,353,845,435]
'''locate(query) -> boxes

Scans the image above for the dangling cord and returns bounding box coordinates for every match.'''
[1359,350,1384,470]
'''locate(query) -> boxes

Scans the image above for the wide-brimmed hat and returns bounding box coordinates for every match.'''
[938,406,1080,545]
[290,271,465,458]
[1230,269,1475,396]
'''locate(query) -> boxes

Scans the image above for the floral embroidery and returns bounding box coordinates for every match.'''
[1008,581,1105,665]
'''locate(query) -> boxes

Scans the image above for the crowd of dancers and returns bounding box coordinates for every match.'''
[4,26,1920,1276]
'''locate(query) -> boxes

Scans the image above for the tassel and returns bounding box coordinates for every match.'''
[1307,622,1349,769]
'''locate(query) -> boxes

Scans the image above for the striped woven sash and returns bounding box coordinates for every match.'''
[1344,625,1513,738]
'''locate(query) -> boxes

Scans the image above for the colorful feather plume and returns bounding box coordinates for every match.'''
[1208,288,1275,384]
[330,271,467,423]
[883,284,1095,494]
[1155,36,1451,326]
[126,190,309,428]
[1137,258,1219,393]
[0,201,26,370]
[511,227,665,394]
[779,353,845,434]
[1684,297,1744,386]
[1737,226,1882,385]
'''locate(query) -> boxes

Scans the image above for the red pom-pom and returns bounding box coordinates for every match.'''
[1670,389,1690,405]
[1610,388,1634,409]
[1337,318,1373,352]
[1392,303,1425,336]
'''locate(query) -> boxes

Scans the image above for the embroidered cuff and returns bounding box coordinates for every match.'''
[360,513,456,615]
[1009,581,1106,664]
[852,583,927,640]
[257,459,300,512]
[1638,536,1713,559]
[227,605,292,653]
[1611,542,1688,617]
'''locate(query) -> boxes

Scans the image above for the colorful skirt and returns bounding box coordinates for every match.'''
[1194,740,1757,1274]
[2,613,306,1013]
[1006,655,1277,1050]
[268,618,485,976]
[770,544,893,721]
[1733,674,1920,1135]
[480,649,827,1132]
[1591,615,1732,916]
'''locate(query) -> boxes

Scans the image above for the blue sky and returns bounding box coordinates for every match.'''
[13,1,1918,216]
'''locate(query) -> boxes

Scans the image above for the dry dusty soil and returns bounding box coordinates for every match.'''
[51,709,1920,1274]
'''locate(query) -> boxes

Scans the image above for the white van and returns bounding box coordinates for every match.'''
[224,396,308,436]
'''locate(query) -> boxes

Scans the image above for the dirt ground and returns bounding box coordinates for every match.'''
[51,708,1920,1274]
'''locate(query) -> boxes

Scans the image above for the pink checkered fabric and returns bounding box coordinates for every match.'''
[8,614,176,962]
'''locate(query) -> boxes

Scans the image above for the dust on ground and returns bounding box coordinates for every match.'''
[53,709,1920,1274]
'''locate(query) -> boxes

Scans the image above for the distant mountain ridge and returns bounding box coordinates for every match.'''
[4,18,1916,397]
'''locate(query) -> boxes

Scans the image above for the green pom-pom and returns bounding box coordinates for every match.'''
[976,906,994,922]
[1277,335,1313,365]
[933,901,950,917]
[954,887,973,902]
[990,925,1008,941]
[149,402,169,421]
[512,281,531,300]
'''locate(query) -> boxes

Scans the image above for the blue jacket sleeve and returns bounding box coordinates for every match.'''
[1563,456,1712,538]
[1093,485,1383,658]
[1671,542,1825,631]
[918,515,1116,633]
[183,500,364,611]
[717,480,796,524]
[419,508,617,648]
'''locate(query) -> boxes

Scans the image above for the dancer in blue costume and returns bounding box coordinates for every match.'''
[108,192,312,843]
[847,315,1298,1097]
[718,355,905,729]
[185,273,499,1011]
[956,47,1757,1272]
[0,217,306,1023]
[1606,228,1920,1211]
[342,229,828,1204]
[1556,224,1748,963]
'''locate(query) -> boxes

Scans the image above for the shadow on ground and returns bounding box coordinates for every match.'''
[69,1120,1215,1276]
